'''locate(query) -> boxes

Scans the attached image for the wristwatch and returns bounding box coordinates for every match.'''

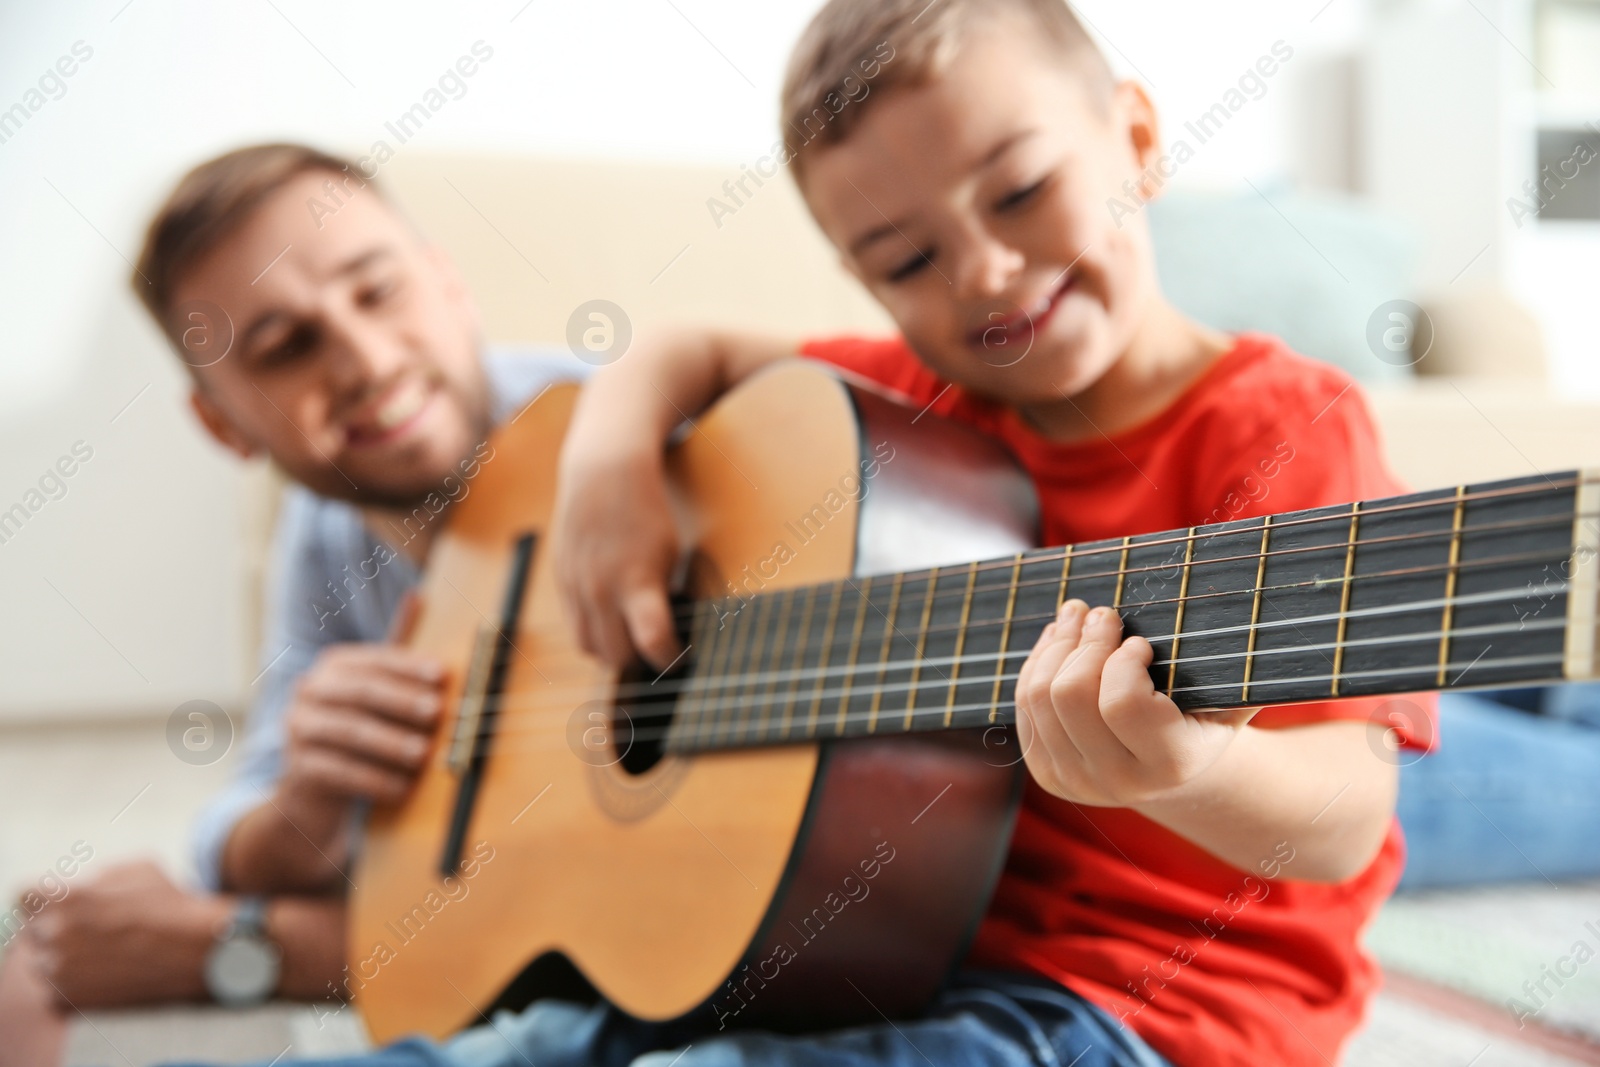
[204,896,282,1007]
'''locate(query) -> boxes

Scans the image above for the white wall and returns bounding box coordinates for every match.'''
[0,0,1375,720]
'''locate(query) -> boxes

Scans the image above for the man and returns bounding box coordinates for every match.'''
[0,142,588,1065]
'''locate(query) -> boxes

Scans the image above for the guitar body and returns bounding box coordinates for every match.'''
[353,361,1037,1042]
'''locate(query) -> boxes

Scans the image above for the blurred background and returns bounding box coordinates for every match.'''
[3,0,1600,1063]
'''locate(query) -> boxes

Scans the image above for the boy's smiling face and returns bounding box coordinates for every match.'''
[803,24,1165,409]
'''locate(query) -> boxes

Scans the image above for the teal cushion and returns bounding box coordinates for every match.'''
[1148,187,1420,383]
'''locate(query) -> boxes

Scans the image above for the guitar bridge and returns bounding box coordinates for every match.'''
[446,627,498,776]
[439,531,538,876]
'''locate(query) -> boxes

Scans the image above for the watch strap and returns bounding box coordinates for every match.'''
[227,895,269,941]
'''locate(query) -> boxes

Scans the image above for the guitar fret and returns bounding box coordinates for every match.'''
[710,594,757,745]
[1113,536,1132,608]
[990,554,1023,722]
[1437,485,1467,687]
[1058,543,1074,607]
[903,566,941,731]
[755,588,796,743]
[734,592,775,746]
[834,577,874,736]
[778,586,819,740]
[1330,501,1362,696]
[1241,516,1272,704]
[1165,530,1196,695]
[1166,518,1261,705]
[696,605,727,746]
[865,573,904,734]
[804,582,846,737]
[944,561,980,728]
[693,602,731,746]
[669,602,719,749]
[1449,475,1576,690]
[1567,476,1600,680]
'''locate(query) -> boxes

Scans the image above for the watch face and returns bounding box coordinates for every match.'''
[205,936,281,1007]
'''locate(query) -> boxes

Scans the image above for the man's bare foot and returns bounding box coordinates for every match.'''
[0,935,69,1067]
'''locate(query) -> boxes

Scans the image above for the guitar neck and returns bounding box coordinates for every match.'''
[662,471,1600,753]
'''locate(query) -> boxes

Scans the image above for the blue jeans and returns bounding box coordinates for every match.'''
[177,972,1170,1067]
[1397,688,1600,889]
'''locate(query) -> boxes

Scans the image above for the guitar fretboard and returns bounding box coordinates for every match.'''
[657,473,1595,753]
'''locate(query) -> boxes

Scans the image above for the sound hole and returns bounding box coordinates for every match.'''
[613,599,693,776]
[609,664,667,775]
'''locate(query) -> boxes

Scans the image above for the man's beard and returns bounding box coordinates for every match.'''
[321,373,495,511]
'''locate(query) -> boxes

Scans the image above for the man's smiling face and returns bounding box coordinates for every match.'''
[172,170,492,507]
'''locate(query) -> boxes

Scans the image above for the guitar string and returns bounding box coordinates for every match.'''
[478,619,1564,753]
[689,649,1565,749]
[453,517,1581,711]
[457,565,1573,713]
[470,577,1572,737]
[416,483,1593,793]
[658,505,1587,630]
[421,484,1591,745]
[646,475,1592,625]
[548,612,1573,713]
[444,646,1569,760]
[689,535,1581,650]
[464,607,1567,747]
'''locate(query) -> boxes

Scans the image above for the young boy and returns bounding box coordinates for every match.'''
[549,2,1426,1065]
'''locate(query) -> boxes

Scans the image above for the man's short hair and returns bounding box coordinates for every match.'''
[779,0,1114,180]
[133,143,372,342]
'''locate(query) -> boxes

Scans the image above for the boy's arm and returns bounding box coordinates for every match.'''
[553,328,795,668]
[1016,601,1397,883]
[1137,717,1396,883]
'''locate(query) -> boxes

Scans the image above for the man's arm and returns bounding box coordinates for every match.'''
[552,328,795,668]
[220,644,442,894]
[202,490,442,896]
[12,861,347,1009]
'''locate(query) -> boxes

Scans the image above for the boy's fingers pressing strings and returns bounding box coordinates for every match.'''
[1016,601,1091,766]
[1100,639,1259,767]
[1098,635,1183,758]
[1047,607,1137,765]
[1019,601,1088,705]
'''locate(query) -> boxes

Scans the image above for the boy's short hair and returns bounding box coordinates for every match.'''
[133,143,372,338]
[780,0,1114,179]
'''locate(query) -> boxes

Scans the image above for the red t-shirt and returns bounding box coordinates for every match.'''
[799,332,1436,1067]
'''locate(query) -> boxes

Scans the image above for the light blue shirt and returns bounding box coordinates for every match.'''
[191,349,592,890]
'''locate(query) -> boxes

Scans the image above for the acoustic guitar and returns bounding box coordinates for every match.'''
[352,359,1598,1042]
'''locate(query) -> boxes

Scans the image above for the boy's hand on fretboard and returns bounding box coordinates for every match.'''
[1014,600,1258,808]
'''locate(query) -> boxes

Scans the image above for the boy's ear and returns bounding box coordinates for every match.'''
[1113,80,1164,200]
[189,387,260,460]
